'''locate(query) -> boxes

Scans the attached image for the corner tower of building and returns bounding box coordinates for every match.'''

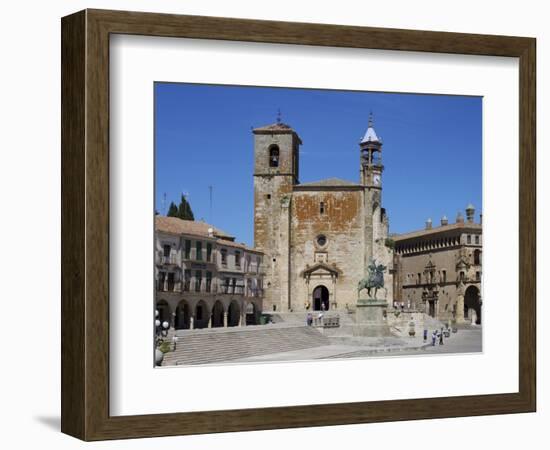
[253,122,302,312]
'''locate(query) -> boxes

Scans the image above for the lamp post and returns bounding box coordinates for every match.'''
[154,309,169,366]
[156,319,169,339]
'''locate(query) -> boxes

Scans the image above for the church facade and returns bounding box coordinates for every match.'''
[253,117,393,313]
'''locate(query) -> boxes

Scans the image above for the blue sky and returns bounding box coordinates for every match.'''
[155,83,482,246]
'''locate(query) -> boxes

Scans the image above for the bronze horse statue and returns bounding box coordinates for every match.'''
[358,259,387,300]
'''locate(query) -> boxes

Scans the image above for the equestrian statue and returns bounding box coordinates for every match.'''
[358,259,387,300]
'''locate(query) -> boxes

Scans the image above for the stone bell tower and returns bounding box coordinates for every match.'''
[359,113,393,302]
[253,121,302,312]
[360,113,384,267]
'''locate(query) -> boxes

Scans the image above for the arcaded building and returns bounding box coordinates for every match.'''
[392,207,482,324]
[253,117,393,313]
[155,216,264,329]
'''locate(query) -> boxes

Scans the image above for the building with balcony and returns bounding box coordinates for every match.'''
[155,216,264,330]
[392,205,482,324]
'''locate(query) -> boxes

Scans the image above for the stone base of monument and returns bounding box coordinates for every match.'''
[352,298,393,337]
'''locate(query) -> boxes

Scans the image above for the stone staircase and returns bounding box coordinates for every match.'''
[268,311,356,326]
[162,323,329,366]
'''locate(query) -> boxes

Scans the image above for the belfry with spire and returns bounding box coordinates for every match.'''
[358,113,389,276]
[360,112,384,186]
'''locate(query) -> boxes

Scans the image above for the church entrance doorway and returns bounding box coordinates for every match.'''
[312,285,329,311]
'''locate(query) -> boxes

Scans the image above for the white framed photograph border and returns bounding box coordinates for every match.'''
[110,34,518,416]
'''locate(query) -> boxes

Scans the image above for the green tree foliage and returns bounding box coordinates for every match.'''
[166,195,195,221]
[167,201,178,217]
[177,194,195,221]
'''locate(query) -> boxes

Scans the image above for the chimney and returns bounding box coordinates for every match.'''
[479,213,483,225]
[425,218,432,230]
[466,203,475,223]
[456,211,464,224]
[441,215,448,226]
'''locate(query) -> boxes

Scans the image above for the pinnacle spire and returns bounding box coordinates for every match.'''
[361,112,381,144]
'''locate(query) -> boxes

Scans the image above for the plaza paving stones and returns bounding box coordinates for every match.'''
[161,322,482,366]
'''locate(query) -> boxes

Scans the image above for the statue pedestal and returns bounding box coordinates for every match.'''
[353,298,392,337]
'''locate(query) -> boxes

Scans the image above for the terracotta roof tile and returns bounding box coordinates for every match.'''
[155,216,262,254]
[298,177,360,187]
[393,222,482,241]
[253,122,294,132]
[155,216,233,240]
[216,238,262,253]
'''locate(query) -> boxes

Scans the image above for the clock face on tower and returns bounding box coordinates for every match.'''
[373,174,381,186]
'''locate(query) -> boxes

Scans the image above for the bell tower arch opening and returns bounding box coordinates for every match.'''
[269,145,280,167]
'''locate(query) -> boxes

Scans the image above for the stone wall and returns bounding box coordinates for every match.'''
[253,131,298,312]
[289,189,365,311]
[395,240,481,322]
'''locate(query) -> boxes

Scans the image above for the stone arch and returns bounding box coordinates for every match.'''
[175,299,190,330]
[227,300,241,327]
[312,285,330,311]
[269,145,279,168]
[211,300,225,328]
[156,300,171,327]
[245,302,258,325]
[464,285,481,324]
[194,299,209,329]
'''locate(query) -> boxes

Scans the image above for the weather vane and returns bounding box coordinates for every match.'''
[276,108,282,124]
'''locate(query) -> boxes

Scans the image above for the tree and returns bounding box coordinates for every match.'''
[177,194,195,221]
[166,195,194,221]
[167,201,178,217]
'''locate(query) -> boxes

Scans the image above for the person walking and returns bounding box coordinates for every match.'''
[431,330,437,346]
[423,329,428,343]
[439,327,444,345]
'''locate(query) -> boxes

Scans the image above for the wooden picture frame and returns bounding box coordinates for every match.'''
[61,9,536,441]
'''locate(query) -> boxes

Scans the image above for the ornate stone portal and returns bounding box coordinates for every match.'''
[353,260,392,337]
